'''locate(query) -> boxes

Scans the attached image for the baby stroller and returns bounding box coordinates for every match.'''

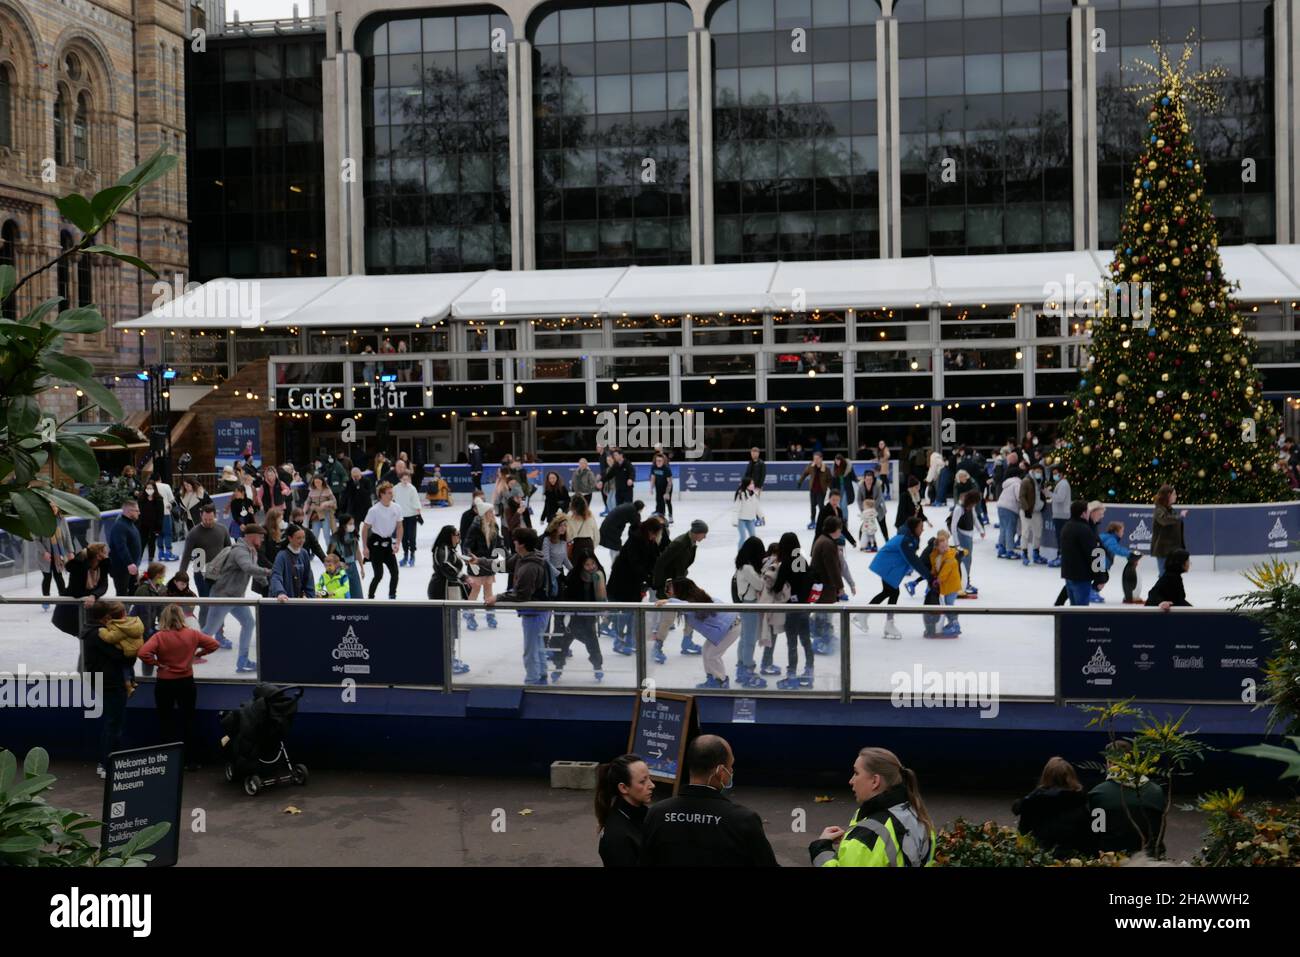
[219,683,308,796]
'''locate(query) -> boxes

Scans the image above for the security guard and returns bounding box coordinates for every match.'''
[640,735,777,867]
[809,747,936,867]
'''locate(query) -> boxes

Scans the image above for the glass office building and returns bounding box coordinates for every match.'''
[186,26,327,281]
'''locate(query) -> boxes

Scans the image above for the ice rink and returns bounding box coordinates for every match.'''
[0,489,1257,697]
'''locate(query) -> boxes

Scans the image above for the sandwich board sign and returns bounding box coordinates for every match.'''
[100,742,184,867]
[629,691,698,794]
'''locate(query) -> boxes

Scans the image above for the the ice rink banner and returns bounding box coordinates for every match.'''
[258,601,444,687]
[214,419,261,470]
[1059,612,1266,702]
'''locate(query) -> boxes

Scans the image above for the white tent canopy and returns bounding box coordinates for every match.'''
[116,244,1300,330]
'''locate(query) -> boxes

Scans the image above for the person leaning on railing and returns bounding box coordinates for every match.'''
[484,527,551,686]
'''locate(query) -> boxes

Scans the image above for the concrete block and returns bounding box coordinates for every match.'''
[550,760,599,790]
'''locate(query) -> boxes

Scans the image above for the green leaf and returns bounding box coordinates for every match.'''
[5,773,57,800]
[24,296,66,326]
[0,836,43,854]
[0,264,15,303]
[116,821,170,858]
[91,185,134,225]
[0,750,15,791]
[40,352,94,381]
[115,146,178,192]
[40,488,103,521]
[53,435,100,486]
[22,747,49,777]
[7,394,40,436]
[81,245,158,279]
[55,194,97,234]
[10,489,57,538]
[50,307,105,336]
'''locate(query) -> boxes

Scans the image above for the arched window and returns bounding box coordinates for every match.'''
[76,252,92,308]
[73,93,89,169]
[0,220,18,319]
[0,65,12,149]
[57,231,73,306]
[53,88,68,166]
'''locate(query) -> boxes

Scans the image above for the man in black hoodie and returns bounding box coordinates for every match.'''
[1057,500,1101,606]
[603,450,636,508]
[599,500,643,559]
[640,735,777,867]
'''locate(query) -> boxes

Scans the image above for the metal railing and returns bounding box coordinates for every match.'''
[0,595,1264,708]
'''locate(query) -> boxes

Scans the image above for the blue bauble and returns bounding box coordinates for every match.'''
[1150,135,1157,143]
[1161,96,1170,106]
[1079,379,1087,388]
[1185,160,1193,168]
[1125,246,1133,255]
[1151,458,1160,466]
[1108,489,1117,497]
[1147,327,1157,337]
[1142,179,1152,188]
[1229,471,1237,480]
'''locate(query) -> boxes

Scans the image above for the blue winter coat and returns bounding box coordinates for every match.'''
[1099,531,1133,571]
[870,532,928,588]
[271,547,316,599]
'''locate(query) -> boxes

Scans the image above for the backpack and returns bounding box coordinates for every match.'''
[204,545,235,580]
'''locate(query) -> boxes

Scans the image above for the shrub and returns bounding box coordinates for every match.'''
[935,818,1124,868]
[1195,788,1300,867]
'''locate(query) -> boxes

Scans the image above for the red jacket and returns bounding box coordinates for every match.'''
[138,627,220,680]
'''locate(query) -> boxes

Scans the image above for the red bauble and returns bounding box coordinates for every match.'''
[1147,351,1156,360]
[1211,390,1219,398]
[1143,203,1152,213]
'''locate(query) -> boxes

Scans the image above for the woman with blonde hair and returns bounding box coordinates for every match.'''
[53,542,111,636]
[565,492,599,564]
[810,747,935,867]
[464,506,504,630]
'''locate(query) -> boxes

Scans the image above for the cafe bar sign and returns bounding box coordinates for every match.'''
[277,382,426,412]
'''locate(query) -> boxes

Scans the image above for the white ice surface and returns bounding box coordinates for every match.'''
[0,491,1249,697]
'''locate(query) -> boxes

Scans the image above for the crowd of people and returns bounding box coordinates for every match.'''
[591,739,1166,867]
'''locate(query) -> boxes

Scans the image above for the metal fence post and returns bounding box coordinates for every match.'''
[1053,609,1062,706]
[840,608,851,704]
[636,607,647,693]
[254,599,262,681]
[443,602,455,692]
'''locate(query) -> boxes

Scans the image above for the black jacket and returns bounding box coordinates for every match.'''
[53,556,110,636]
[541,483,569,522]
[895,489,925,530]
[80,622,129,688]
[467,445,484,473]
[600,503,640,550]
[459,504,479,544]
[1058,517,1100,582]
[608,534,659,602]
[603,460,635,499]
[1013,787,1094,859]
[651,533,697,595]
[743,457,766,488]
[639,785,778,867]
[340,477,373,523]
[815,502,856,546]
[600,800,648,867]
[1145,569,1190,607]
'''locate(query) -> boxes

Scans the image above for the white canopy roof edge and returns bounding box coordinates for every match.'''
[115,245,1300,330]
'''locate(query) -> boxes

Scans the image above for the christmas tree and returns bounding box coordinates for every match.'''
[1056,41,1289,504]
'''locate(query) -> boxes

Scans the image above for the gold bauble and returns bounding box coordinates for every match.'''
[1181,391,1190,400]
[1116,373,1129,385]
[1107,400,1115,408]
[1167,308,1177,318]
[1157,263,1167,272]
[1244,461,1253,472]
[1190,301,1203,315]
[1112,449,1123,459]
[1162,430,1173,440]
[1156,139,1165,148]
[1094,385,1103,395]
[1239,356,1248,366]
[1188,343,1198,353]
[1160,373,1169,382]
[1158,292,1168,302]
[1234,370,1241,379]
[1245,386,1255,397]
[1089,418,1100,429]
[1196,468,1205,477]
[1147,396,1156,405]
[1171,257,1180,266]
[1147,160,1158,171]
[1142,222,1152,233]
[1173,412,1183,421]
[1115,390,1125,401]
[1082,445,1092,455]
[1173,205,1183,214]
[1184,437,1194,444]
[1210,433,1218,442]
[1119,421,1128,430]
[1114,465,1122,473]
[1181,123,1190,133]
[1158,179,1167,189]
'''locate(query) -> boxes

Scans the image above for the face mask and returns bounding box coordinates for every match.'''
[719,767,735,791]
[1033,473,1043,481]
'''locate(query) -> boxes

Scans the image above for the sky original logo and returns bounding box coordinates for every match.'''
[332,625,371,675]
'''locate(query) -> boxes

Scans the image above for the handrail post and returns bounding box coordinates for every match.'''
[840,608,851,704]
[443,602,455,692]
[636,607,647,694]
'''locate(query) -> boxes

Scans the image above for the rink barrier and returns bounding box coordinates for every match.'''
[1033,500,1298,565]
[0,596,1271,706]
[423,460,881,494]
